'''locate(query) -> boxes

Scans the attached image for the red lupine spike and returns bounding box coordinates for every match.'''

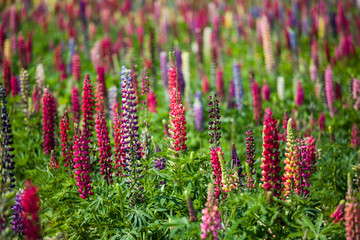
[18,34,27,69]
[3,60,11,95]
[60,111,73,170]
[42,88,57,155]
[10,74,18,97]
[95,82,105,114]
[113,111,126,177]
[216,66,225,101]
[72,53,81,81]
[71,86,80,124]
[82,74,95,140]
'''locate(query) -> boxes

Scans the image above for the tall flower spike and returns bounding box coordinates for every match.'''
[12,189,24,236]
[72,126,94,199]
[325,65,336,117]
[82,74,95,140]
[245,127,256,188]
[175,49,185,96]
[60,111,73,169]
[159,51,168,89]
[345,175,360,240]
[18,34,27,69]
[11,74,19,97]
[108,86,118,123]
[21,180,41,240]
[353,78,360,111]
[318,112,326,132]
[71,86,80,124]
[72,53,81,81]
[282,119,300,197]
[168,87,187,152]
[277,76,285,101]
[216,66,225,101]
[34,64,45,112]
[0,84,15,189]
[261,109,281,197]
[331,200,345,223]
[95,113,113,184]
[194,91,204,132]
[113,111,125,177]
[49,150,59,169]
[232,62,244,110]
[251,79,262,125]
[208,94,221,150]
[295,81,304,106]
[262,83,270,101]
[210,147,222,199]
[182,51,192,110]
[95,82,105,114]
[20,69,30,117]
[351,124,360,149]
[147,89,157,113]
[200,183,222,240]
[184,190,198,222]
[3,60,11,95]
[261,15,275,73]
[42,88,57,155]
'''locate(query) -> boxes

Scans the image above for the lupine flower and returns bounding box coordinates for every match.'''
[193,91,204,132]
[95,82,105,114]
[26,33,32,65]
[18,34,27,69]
[60,111,73,169]
[251,79,262,124]
[282,119,300,197]
[227,81,236,109]
[261,15,275,73]
[3,60,11,95]
[72,53,81,81]
[200,183,222,240]
[71,86,80,124]
[311,40,319,67]
[21,180,41,240]
[147,89,157,113]
[202,73,209,94]
[331,200,345,223]
[185,190,198,222]
[34,64,45,112]
[0,83,15,189]
[335,82,342,100]
[353,78,360,111]
[113,111,125,177]
[351,124,360,149]
[295,81,304,106]
[11,74,19,97]
[208,94,221,150]
[168,87,187,152]
[82,74,95,140]
[12,189,23,236]
[168,65,179,93]
[318,113,326,132]
[309,61,318,82]
[218,148,237,193]
[345,176,360,240]
[245,127,256,188]
[261,109,281,197]
[175,49,185,96]
[232,62,244,110]
[20,68,30,116]
[210,147,222,199]
[95,113,113,184]
[325,65,336,117]
[49,150,59,169]
[231,143,244,186]
[262,82,270,101]
[42,88,57,155]
[216,66,225,101]
[68,38,75,74]
[159,51,168,89]
[4,39,11,63]
[277,76,285,101]
[108,86,118,123]
[73,126,94,199]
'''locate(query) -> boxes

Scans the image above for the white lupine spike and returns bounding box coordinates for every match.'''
[36,64,45,91]
[261,15,275,73]
[203,27,212,64]
[277,76,285,101]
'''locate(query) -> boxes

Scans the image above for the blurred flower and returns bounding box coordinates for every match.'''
[82,74,95,140]
[95,82,105,114]
[261,15,275,73]
[185,190,197,222]
[351,124,360,149]
[12,189,23,236]
[251,79,262,125]
[3,60,11,95]
[331,200,345,223]
[42,88,57,155]
[194,91,204,132]
[216,66,225,101]
[72,53,81,81]
[245,127,256,188]
[325,65,336,117]
[295,81,304,106]
[208,94,221,150]
[159,51,168,89]
[108,86,118,123]
[233,62,244,110]
[345,177,360,239]
[318,113,326,132]
[353,78,360,111]
[277,76,285,101]
[262,82,270,101]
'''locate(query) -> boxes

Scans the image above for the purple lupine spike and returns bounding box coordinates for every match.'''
[193,91,204,132]
[231,143,244,185]
[11,189,24,236]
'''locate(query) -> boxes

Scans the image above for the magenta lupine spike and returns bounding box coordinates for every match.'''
[95,113,113,184]
[297,136,316,197]
[96,66,107,99]
[353,78,360,111]
[252,79,262,125]
[318,113,326,132]
[60,111,73,169]
[95,82,105,114]
[351,124,360,149]
[261,109,281,197]
[245,127,256,188]
[72,53,81,81]
[42,88,57,155]
[325,65,336,117]
[147,89,157,113]
[210,147,222,199]
[73,126,94,199]
[71,86,80,124]
[82,74,95,140]
[200,183,222,240]
[331,200,345,223]
[295,81,304,106]
[262,83,270,101]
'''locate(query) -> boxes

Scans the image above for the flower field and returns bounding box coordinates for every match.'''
[1,0,360,239]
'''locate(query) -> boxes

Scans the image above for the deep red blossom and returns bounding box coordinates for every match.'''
[11,74,19,97]
[351,124,360,149]
[21,180,41,240]
[82,74,95,140]
[168,67,179,94]
[60,111,73,169]
[147,89,157,113]
[114,111,126,177]
[331,200,345,223]
[216,66,225,101]
[95,113,113,184]
[168,87,187,151]
[72,53,81,81]
[295,81,304,106]
[95,82,105,114]
[42,88,57,155]
[318,113,326,132]
[262,83,270,101]
[3,60,11,95]
[251,80,262,125]
[71,86,80,124]
[210,147,223,199]
[261,109,281,197]
[18,34,27,69]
